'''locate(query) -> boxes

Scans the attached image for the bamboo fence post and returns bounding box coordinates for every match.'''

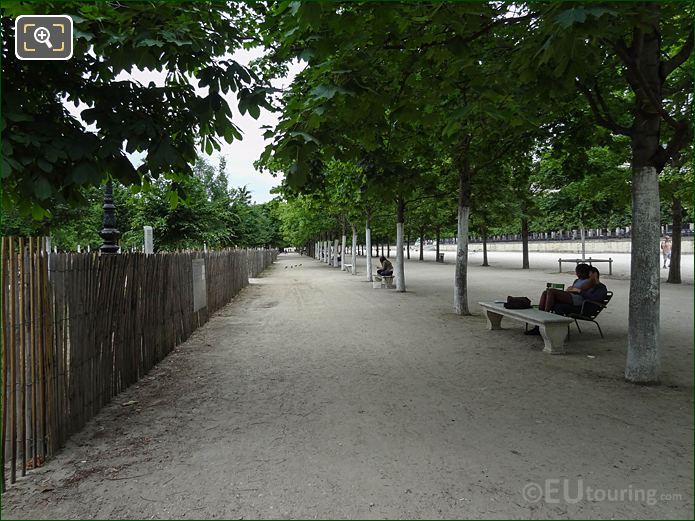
[9,238,17,483]
[29,238,37,469]
[1,238,7,490]
[38,239,47,459]
[18,237,27,477]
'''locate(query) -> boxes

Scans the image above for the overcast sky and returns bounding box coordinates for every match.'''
[207,48,303,204]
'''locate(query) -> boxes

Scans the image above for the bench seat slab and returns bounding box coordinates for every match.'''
[479,302,572,354]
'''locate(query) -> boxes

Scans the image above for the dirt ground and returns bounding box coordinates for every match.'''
[2,253,692,519]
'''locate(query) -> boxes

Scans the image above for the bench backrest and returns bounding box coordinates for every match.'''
[581,291,613,319]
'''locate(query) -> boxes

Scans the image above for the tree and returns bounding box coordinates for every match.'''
[1,0,271,216]
[520,2,693,383]
[661,155,693,284]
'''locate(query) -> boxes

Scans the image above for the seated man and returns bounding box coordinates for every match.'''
[525,263,593,336]
[552,266,608,316]
[377,256,393,277]
[540,263,592,310]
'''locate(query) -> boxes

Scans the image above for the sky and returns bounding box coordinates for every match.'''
[205,48,304,204]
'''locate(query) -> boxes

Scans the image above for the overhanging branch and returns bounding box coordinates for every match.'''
[576,80,632,136]
[661,31,694,80]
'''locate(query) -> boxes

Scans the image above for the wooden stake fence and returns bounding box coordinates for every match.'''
[1,240,276,491]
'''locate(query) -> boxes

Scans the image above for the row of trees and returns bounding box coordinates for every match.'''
[258,2,692,384]
[1,157,283,251]
[2,2,691,384]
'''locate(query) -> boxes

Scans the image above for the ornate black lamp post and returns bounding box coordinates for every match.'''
[99,180,120,253]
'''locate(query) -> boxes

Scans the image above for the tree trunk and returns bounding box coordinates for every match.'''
[667,197,682,283]
[580,226,586,260]
[365,217,373,282]
[387,240,390,258]
[341,221,347,271]
[454,165,472,315]
[333,238,339,267]
[351,224,358,275]
[395,196,406,292]
[482,226,489,266]
[406,234,410,260]
[435,226,440,262]
[419,227,424,261]
[521,215,529,269]
[624,10,663,384]
[625,167,661,383]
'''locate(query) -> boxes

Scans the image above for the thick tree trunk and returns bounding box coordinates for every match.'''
[435,226,440,262]
[454,167,472,315]
[667,197,682,283]
[365,218,373,282]
[351,224,357,275]
[625,167,661,383]
[341,229,347,271]
[521,216,529,269]
[482,226,489,266]
[395,197,406,292]
[419,227,424,261]
[624,9,663,384]
[333,238,339,268]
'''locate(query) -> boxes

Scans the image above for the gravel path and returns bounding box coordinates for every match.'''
[2,253,692,519]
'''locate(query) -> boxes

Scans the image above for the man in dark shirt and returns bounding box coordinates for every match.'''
[552,267,608,316]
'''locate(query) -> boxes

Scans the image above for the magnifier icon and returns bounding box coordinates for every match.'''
[33,26,53,48]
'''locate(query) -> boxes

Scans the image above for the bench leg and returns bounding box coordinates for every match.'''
[484,310,503,330]
[540,323,567,354]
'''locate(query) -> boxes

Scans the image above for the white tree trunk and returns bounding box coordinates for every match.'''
[396,221,405,292]
[365,225,373,282]
[351,225,357,275]
[333,239,339,267]
[325,240,330,264]
[454,204,470,315]
[341,234,347,270]
[625,166,661,383]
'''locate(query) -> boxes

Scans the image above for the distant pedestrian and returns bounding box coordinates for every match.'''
[660,236,672,269]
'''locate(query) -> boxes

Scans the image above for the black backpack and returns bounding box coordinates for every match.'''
[504,296,532,309]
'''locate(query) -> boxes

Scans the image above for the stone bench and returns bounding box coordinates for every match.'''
[373,275,395,289]
[478,301,573,354]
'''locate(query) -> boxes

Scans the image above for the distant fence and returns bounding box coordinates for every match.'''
[247,248,276,278]
[1,237,277,490]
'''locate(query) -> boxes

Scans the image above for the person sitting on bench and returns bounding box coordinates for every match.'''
[551,267,608,316]
[377,256,393,277]
[525,263,593,335]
